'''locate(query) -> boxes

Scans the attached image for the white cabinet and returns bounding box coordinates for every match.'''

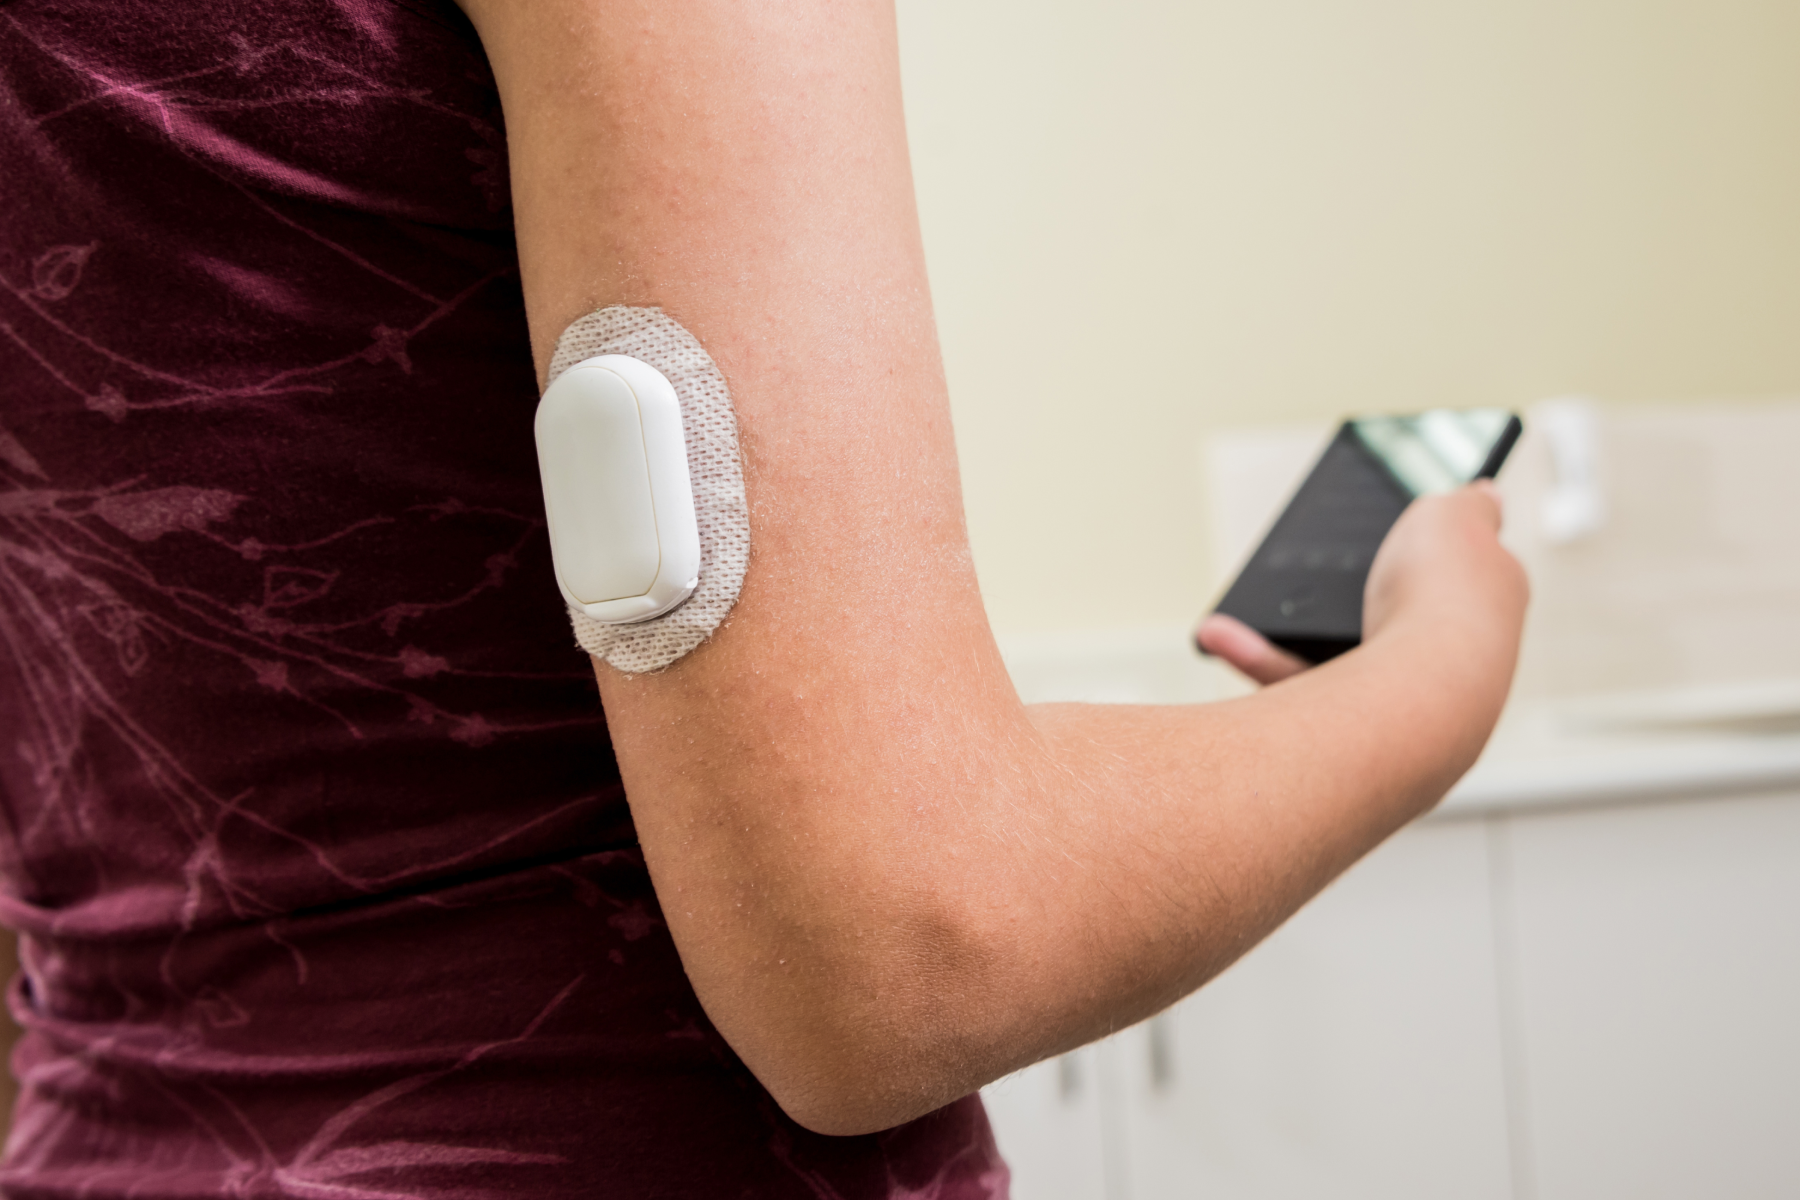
[982,786,1800,1200]
[986,820,1516,1200]
[982,1042,1115,1200]
[1502,789,1800,1200]
[1113,820,1514,1200]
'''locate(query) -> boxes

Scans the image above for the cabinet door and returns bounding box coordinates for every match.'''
[982,1042,1116,1200]
[1113,820,1516,1200]
[1504,788,1800,1200]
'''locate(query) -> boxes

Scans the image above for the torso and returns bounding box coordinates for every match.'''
[0,2,1002,1192]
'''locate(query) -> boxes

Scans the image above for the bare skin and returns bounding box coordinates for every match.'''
[456,0,1528,1136]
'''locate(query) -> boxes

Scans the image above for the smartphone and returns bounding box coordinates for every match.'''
[1206,408,1523,664]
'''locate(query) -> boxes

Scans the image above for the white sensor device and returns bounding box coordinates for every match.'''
[535,355,700,624]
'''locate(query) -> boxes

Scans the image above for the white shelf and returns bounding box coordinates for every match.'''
[1442,725,1800,818]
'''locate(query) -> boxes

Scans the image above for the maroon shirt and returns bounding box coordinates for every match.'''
[0,1,1007,1194]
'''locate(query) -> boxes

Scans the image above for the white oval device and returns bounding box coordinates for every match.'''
[535,355,700,624]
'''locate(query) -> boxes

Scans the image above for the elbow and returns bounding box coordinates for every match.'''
[690,888,1007,1137]
[757,1048,954,1138]
[746,991,991,1137]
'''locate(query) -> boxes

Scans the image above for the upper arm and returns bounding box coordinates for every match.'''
[458,0,1035,1128]
[462,0,994,700]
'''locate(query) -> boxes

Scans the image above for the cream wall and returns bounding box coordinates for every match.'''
[895,0,1800,634]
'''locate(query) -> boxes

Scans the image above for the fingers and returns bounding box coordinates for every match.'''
[1458,478,1504,531]
[1362,478,1527,643]
[1194,613,1310,687]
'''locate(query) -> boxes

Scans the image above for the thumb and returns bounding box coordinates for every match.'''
[1195,613,1309,687]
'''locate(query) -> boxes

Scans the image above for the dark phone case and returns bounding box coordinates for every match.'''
[1207,415,1522,664]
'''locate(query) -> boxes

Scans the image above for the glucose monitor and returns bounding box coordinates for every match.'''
[535,355,701,624]
[536,306,749,675]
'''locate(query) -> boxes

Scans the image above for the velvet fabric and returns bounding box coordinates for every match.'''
[0,1,1006,1194]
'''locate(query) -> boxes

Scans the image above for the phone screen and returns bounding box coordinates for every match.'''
[1349,409,1518,497]
[1207,408,1521,663]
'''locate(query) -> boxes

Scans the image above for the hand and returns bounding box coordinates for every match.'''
[1197,481,1526,688]
[1195,612,1310,686]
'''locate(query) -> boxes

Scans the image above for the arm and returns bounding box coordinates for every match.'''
[459,0,1527,1136]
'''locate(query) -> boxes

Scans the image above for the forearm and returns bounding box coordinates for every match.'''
[605,599,1518,1133]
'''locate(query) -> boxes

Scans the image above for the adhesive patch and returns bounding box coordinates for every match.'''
[545,307,748,673]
